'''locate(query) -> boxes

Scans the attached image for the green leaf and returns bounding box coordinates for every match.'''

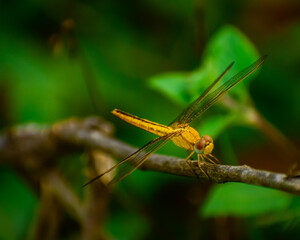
[201,183,292,218]
[149,25,261,139]
[202,25,260,74]
[149,25,260,104]
[196,112,237,139]
[200,25,260,101]
[149,72,190,105]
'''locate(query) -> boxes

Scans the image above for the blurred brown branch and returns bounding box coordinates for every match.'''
[1,116,300,195]
[0,117,112,240]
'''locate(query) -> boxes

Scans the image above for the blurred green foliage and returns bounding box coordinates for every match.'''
[149,25,260,139]
[0,167,37,240]
[201,183,292,217]
[149,25,260,104]
[1,0,300,239]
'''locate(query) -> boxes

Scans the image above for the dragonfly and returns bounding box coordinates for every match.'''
[84,56,266,186]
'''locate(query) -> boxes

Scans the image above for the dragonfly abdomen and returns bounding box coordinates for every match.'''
[112,109,173,136]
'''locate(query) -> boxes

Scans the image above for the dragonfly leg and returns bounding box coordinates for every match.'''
[187,150,194,160]
[202,154,216,164]
[209,154,221,164]
[198,154,208,178]
[185,151,199,179]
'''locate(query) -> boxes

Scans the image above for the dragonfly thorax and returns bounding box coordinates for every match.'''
[171,125,201,151]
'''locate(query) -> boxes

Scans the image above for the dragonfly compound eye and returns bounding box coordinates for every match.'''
[203,135,213,143]
[194,139,206,153]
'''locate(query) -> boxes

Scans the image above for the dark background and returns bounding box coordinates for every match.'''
[0,0,300,239]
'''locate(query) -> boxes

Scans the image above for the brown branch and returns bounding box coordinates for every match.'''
[43,169,109,240]
[1,117,300,195]
[82,150,111,240]
[32,176,62,240]
[43,170,86,222]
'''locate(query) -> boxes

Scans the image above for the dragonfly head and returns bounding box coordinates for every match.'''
[194,135,214,155]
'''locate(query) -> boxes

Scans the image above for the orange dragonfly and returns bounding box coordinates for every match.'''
[84,56,266,186]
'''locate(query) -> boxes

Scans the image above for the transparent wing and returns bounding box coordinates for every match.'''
[83,132,177,187]
[170,56,266,126]
[169,62,234,127]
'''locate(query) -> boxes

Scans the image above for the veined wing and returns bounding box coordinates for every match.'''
[83,132,177,187]
[170,56,266,126]
[170,61,234,127]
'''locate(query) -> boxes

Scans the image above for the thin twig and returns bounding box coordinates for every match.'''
[1,117,300,195]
